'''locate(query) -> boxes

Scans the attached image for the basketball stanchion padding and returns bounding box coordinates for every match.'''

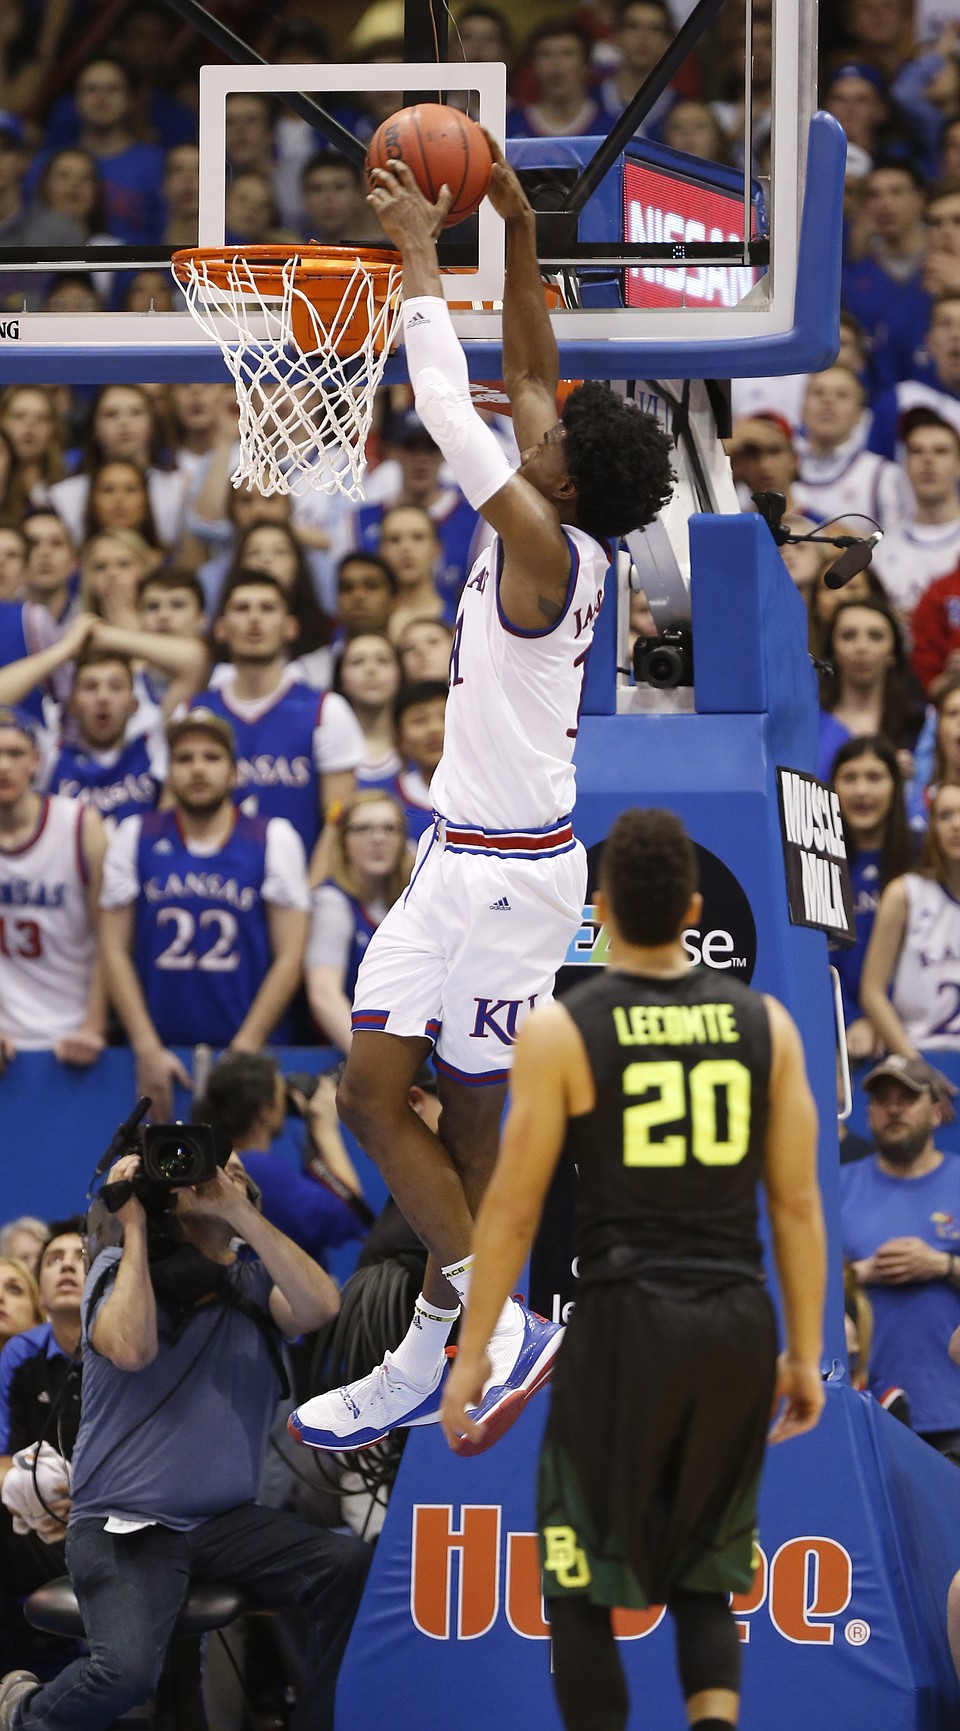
[170,244,403,500]
[365,103,493,225]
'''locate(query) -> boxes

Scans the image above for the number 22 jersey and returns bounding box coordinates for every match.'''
[101,808,308,1048]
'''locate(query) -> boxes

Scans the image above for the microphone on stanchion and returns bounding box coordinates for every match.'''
[823,531,883,590]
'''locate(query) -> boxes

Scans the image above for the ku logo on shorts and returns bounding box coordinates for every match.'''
[470,996,538,1045]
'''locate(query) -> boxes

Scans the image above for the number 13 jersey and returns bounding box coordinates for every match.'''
[0,794,94,1048]
[561,965,772,1285]
[430,527,609,830]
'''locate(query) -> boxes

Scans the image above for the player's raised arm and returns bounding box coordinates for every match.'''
[483,135,561,453]
[366,161,573,598]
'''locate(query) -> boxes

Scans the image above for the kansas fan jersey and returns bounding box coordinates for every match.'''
[307,880,383,1005]
[43,731,167,828]
[102,808,308,1048]
[430,526,610,830]
[190,677,363,855]
[0,795,94,1047]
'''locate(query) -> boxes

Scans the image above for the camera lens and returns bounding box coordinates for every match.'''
[155,1141,195,1180]
[644,646,685,688]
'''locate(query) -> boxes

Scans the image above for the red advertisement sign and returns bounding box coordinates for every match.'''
[623,159,761,310]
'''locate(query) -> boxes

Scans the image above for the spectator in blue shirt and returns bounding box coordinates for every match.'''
[842,161,929,393]
[507,19,618,139]
[194,1053,371,1258]
[841,1055,960,1458]
[69,57,165,244]
[870,292,960,458]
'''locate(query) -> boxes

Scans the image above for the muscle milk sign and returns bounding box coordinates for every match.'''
[777,769,854,944]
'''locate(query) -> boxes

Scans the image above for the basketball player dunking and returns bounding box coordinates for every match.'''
[290,144,674,1454]
[441,809,827,1731]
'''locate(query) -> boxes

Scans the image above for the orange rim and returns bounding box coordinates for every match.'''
[171,244,402,309]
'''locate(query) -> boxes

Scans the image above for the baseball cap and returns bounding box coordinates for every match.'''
[0,706,38,743]
[167,708,236,759]
[388,408,439,449]
[862,1054,942,1097]
[828,61,887,96]
[0,111,25,147]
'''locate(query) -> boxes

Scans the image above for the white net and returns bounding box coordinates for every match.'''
[176,251,404,501]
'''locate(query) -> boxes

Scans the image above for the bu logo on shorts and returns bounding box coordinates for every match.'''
[470,996,537,1045]
[543,1526,592,1590]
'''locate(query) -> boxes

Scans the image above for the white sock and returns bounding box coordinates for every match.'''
[442,1255,523,1357]
[390,1295,460,1387]
[441,1255,473,1306]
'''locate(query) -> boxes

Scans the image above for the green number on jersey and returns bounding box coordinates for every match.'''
[622,1058,752,1168]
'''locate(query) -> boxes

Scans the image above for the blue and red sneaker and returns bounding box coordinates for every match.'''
[449,1305,563,1458]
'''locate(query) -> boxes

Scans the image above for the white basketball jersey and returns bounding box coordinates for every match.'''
[792,449,912,535]
[871,520,960,615]
[430,527,609,830]
[892,873,960,1048]
[0,795,93,1048]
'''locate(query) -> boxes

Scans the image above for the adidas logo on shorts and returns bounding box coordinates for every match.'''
[488,896,511,911]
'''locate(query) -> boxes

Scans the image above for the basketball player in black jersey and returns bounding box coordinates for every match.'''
[440,807,826,1731]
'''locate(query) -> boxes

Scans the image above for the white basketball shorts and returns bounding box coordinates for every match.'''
[351,815,586,1084]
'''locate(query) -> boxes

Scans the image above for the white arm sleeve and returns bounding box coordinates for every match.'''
[402,296,516,511]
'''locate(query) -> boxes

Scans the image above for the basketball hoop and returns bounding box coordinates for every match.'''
[171,245,403,501]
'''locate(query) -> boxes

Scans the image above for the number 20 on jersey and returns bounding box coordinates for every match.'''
[623,1058,752,1167]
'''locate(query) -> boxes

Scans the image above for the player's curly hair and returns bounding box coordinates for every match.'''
[561,382,675,542]
[600,807,698,946]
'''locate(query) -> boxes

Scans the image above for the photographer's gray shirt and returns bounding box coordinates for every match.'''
[69,1248,281,1530]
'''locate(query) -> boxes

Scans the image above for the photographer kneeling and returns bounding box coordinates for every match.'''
[0,1149,370,1731]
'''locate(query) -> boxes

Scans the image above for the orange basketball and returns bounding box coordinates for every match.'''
[365,103,493,227]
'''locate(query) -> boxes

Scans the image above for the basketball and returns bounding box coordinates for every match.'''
[365,103,493,227]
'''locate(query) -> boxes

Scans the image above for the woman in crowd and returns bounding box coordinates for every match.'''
[81,459,163,550]
[48,385,184,549]
[818,598,926,781]
[0,430,20,521]
[831,734,912,1060]
[80,527,160,625]
[661,99,733,164]
[0,386,64,510]
[306,789,410,1054]
[807,562,891,659]
[79,534,204,716]
[378,504,446,639]
[860,782,960,1058]
[36,148,114,246]
[335,633,404,788]
[396,616,454,684]
[221,519,333,688]
[0,1257,43,1352]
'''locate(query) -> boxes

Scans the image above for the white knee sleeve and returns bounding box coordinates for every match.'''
[402,296,515,511]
